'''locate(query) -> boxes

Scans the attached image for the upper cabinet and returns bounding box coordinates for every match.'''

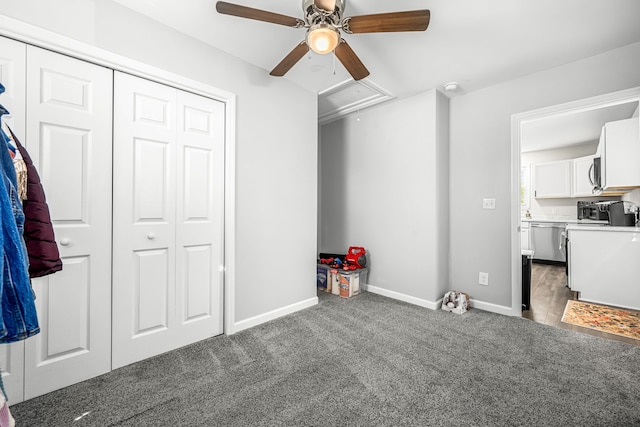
[532,160,572,198]
[572,155,596,197]
[600,117,640,190]
[532,117,640,199]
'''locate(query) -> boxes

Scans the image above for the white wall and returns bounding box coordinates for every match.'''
[522,142,597,165]
[319,89,449,305]
[622,188,640,205]
[0,0,319,327]
[450,41,640,309]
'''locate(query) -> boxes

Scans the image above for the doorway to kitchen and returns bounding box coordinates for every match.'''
[511,87,640,343]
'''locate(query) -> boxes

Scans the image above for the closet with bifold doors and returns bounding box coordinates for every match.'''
[0,35,225,403]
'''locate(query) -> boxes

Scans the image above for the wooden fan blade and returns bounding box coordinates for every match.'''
[344,10,430,34]
[270,42,310,77]
[216,1,302,27]
[334,40,370,81]
[314,0,336,12]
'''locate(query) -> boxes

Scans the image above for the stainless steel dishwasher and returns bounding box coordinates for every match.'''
[530,222,567,263]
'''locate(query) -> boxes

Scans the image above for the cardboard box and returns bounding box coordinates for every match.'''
[317,264,368,297]
[338,271,361,298]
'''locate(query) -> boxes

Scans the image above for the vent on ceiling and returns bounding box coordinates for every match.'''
[318,79,394,124]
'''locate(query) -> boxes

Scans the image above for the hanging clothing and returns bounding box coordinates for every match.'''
[0,94,40,343]
[1,123,27,202]
[5,127,62,278]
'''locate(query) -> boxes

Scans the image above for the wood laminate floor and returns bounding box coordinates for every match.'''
[522,262,639,346]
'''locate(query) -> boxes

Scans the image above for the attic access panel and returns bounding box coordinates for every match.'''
[318,78,394,124]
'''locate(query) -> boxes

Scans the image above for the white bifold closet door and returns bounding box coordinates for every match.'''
[112,72,224,369]
[24,46,114,399]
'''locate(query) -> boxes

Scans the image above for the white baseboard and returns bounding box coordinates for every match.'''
[365,285,518,316]
[469,298,517,316]
[228,292,516,336]
[230,296,319,335]
[365,285,441,310]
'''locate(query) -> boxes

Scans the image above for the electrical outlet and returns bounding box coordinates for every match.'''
[479,272,489,286]
[482,198,496,209]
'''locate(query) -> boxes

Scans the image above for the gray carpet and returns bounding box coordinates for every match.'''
[11,292,640,426]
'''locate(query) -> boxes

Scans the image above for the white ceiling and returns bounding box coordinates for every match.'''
[521,102,639,153]
[110,0,640,143]
[110,0,640,96]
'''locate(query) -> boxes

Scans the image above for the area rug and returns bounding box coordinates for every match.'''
[562,299,640,340]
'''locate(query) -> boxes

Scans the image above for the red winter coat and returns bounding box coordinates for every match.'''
[9,127,63,278]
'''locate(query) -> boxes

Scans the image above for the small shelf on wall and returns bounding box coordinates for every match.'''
[318,78,394,124]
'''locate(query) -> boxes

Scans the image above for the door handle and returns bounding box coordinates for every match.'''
[146,232,156,240]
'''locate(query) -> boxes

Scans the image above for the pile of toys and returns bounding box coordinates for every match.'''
[317,247,368,298]
[318,246,367,270]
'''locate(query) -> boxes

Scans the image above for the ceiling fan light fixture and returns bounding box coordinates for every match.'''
[307,23,340,54]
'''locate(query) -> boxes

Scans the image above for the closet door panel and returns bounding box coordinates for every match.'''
[175,91,224,345]
[0,344,23,404]
[134,249,170,334]
[0,36,26,134]
[32,257,90,358]
[183,245,213,320]
[23,46,113,400]
[0,35,26,404]
[112,72,177,369]
[38,124,89,221]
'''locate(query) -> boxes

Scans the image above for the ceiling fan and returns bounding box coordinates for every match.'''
[215,0,430,81]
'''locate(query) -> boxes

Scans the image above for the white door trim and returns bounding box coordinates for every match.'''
[510,87,640,316]
[0,15,237,335]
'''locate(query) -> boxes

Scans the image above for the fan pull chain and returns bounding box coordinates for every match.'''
[332,51,336,75]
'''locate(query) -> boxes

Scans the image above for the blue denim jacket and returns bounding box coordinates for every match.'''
[0,89,40,342]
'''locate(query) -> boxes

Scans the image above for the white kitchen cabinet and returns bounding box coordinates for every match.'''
[601,118,640,190]
[572,155,596,197]
[532,160,572,198]
[567,226,640,311]
[520,222,530,250]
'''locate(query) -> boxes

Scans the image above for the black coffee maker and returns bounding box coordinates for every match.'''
[607,201,638,226]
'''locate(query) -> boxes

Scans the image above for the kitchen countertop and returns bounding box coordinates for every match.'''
[522,217,640,230]
[521,217,608,225]
[566,223,640,232]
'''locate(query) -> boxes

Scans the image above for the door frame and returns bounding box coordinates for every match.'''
[510,87,640,315]
[0,15,238,335]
